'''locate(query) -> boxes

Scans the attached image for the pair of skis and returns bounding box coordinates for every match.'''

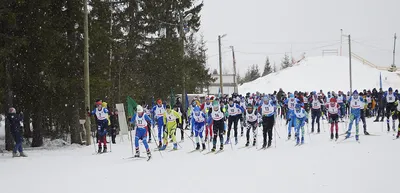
[123,155,151,161]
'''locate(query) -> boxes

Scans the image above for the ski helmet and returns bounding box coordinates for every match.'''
[389,87,393,92]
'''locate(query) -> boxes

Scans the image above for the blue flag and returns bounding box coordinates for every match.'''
[379,72,382,89]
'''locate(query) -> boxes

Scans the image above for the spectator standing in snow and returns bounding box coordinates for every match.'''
[7,107,27,157]
[109,108,119,144]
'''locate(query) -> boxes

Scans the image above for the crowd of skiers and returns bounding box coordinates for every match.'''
[6,87,399,159]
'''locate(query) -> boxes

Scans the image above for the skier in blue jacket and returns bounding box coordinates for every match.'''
[292,103,308,145]
[91,100,109,153]
[152,99,166,148]
[284,93,299,139]
[346,90,364,141]
[191,106,207,150]
[130,105,153,158]
[226,97,245,145]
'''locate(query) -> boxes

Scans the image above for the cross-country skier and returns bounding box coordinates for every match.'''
[201,97,213,142]
[173,104,184,141]
[394,101,400,138]
[160,105,182,150]
[143,103,152,143]
[91,100,109,153]
[359,93,370,135]
[188,100,200,136]
[292,103,308,145]
[259,96,276,148]
[345,90,364,141]
[337,91,346,121]
[237,97,246,137]
[191,106,207,150]
[7,107,27,157]
[245,104,258,147]
[326,98,340,140]
[226,98,245,145]
[209,101,226,152]
[384,87,398,132]
[284,93,299,139]
[309,92,323,133]
[129,105,153,158]
[152,99,166,148]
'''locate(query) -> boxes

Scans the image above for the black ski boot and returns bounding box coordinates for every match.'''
[220,144,224,150]
[317,128,320,134]
[158,141,162,148]
[330,133,334,140]
[287,134,291,140]
[103,147,107,153]
[335,132,339,140]
[373,118,379,122]
[311,128,314,133]
[380,118,384,122]
[146,149,151,159]
[196,143,200,150]
[211,145,216,152]
[98,146,102,153]
[202,143,206,150]
[245,141,249,147]
[262,142,267,149]
[267,140,271,148]
[364,131,370,135]
[134,149,140,158]
[253,140,256,146]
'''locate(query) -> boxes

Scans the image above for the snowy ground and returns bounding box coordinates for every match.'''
[0,116,399,193]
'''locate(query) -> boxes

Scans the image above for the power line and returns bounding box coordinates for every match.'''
[351,39,392,52]
[233,42,341,56]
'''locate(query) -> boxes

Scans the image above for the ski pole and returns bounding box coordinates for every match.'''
[150,126,163,158]
[307,123,312,142]
[274,126,277,148]
[129,129,134,156]
[109,134,112,153]
[177,127,196,148]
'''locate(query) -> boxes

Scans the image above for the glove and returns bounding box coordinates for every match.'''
[190,132,194,137]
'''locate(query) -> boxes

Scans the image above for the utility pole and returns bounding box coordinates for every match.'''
[218,35,223,97]
[340,29,343,56]
[230,46,237,93]
[108,2,113,102]
[179,12,186,112]
[348,35,353,94]
[392,33,397,71]
[83,0,91,146]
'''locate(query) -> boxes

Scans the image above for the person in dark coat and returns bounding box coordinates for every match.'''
[374,88,385,122]
[7,107,27,157]
[109,108,119,144]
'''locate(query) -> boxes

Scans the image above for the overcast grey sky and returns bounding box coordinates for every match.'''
[200,0,400,76]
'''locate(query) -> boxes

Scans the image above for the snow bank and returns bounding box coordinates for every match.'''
[239,56,400,94]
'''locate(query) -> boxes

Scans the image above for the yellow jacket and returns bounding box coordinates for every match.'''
[163,110,182,126]
[102,102,111,125]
